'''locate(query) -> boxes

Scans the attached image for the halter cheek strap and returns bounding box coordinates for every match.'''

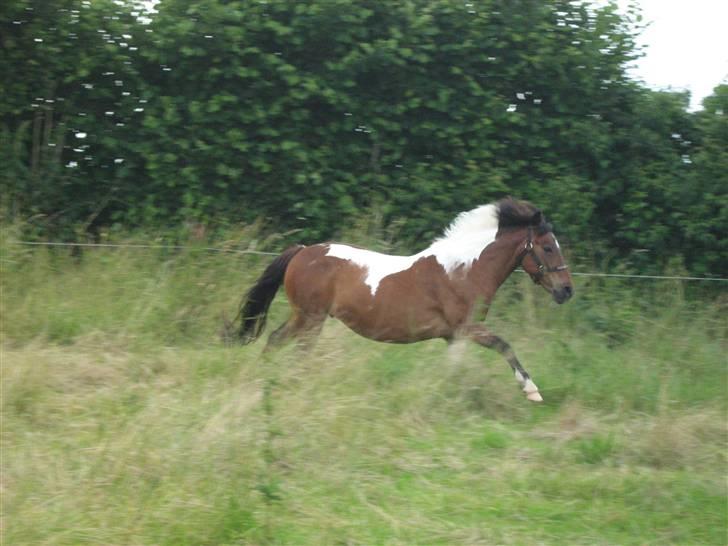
[518,228,569,284]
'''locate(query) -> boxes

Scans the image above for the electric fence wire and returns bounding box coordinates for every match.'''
[8,240,728,283]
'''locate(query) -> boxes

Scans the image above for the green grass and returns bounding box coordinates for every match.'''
[1,231,727,545]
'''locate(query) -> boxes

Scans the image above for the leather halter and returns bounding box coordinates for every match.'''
[518,227,569,284]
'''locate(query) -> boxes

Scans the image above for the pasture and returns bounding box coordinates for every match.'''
[1,230,726,545]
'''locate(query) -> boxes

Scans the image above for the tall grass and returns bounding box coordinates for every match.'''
[1,228,726,545]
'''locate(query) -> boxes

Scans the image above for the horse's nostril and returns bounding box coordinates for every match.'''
[564,285,573,297]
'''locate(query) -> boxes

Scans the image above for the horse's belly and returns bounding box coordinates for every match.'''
[331,297,449,343]
[337,315,439,343]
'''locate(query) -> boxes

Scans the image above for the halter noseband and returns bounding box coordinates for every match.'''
[519,227,569,284]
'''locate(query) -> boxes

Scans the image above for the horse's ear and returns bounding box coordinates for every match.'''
[530,210,543,226]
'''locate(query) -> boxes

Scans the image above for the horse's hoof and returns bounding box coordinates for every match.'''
[526,391,543,402]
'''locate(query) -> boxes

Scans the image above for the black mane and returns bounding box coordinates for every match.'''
[496,198,552,234]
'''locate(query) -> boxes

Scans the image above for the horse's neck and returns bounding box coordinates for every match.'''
[467,230,525,301]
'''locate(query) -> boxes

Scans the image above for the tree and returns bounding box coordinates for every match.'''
[1,0,724,275]
[682,85,728,275]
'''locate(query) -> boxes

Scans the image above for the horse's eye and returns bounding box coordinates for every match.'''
[544,246,553,253]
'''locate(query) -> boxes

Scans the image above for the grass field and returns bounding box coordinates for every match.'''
[1,230,726,545]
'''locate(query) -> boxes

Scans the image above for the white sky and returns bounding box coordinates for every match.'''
[619,0,728,110]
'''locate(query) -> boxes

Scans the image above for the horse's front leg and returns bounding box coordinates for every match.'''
[463,324,543,402]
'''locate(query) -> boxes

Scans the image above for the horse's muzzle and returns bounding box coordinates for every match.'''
[553,285,573,304]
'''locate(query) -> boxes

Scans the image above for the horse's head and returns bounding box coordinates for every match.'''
[519,215,574,304]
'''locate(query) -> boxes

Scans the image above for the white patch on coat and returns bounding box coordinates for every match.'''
[325,204,500,295]
[427,204,500,272]
[325,245,422,294]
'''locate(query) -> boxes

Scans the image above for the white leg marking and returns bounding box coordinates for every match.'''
[523,378,543,402]
[514,369,525,386]
[447,339,467,365]
[523,378,539,393]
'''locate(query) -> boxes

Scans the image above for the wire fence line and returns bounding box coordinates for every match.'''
[9,240,280,256]
[7,240,728,283]
[515,270,727,282]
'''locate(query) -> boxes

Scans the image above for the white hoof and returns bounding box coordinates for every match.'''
[526,390,543,402]
[522,378,542,402]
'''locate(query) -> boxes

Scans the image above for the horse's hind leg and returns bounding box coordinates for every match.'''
[264,320,293,351]
[264,310,325,353]
[464,324,542,402]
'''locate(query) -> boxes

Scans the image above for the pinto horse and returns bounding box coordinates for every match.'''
[233,198,573,402]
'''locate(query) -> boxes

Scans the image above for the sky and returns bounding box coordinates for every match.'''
[617,0,728,110]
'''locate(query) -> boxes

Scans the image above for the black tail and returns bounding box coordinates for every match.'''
[235,245,304,344]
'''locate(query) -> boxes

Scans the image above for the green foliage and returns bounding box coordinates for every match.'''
[0,0,147,232]
[683,85,728,275]
[1,0,726,274]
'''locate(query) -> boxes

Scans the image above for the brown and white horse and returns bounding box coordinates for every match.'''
[233,198,573,402]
